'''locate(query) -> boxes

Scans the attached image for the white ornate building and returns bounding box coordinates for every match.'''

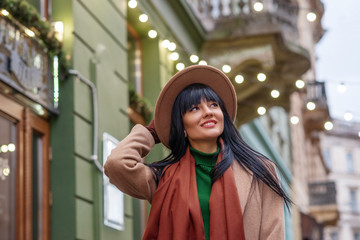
[320,119,360,240]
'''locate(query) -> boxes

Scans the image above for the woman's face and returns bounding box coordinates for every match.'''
[182,99,224,148]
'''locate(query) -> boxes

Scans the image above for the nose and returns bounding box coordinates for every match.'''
[202,105,214,117]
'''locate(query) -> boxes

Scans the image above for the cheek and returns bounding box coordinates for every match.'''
[182,115,194,131]
[219,119,224,132]
[217,113,224,131]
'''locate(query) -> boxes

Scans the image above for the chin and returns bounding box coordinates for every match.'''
[204,132,222,139]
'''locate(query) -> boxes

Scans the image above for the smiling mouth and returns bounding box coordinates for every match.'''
[201,120,217,127]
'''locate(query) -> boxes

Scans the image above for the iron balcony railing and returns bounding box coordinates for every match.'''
[306,81,328,109]
[308,181,337,206]
[0,14,58,114]
[186,0,299,40]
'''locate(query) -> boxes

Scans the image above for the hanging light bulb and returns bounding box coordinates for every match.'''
[139,14,148,23]
[306,12,317,22]
[306,102,316,111]
[161,40,170,48]
[235,75,244,84]
[148,30,157,38]
[7,143,16,152]
[257,73,266,82]
[344,112,353,121]
[170,52,179,61]
[257,106,266,115]
[24,28,35,37]
[1,145,8,153]
[290,116,299,125]
[253,2,264,12]
[128,0,137,8]
[198,60,207,65]
[52,21,64,42]
[324,121,333,131]
[168,42,176,51]
[222,65,231,73]
[1,9,10,16]
[337,82,346,93]
[271,90,280,98]
[190,55,199,63]
[296,79,305,89]
[3,167,10,177]
[176,63,185,71]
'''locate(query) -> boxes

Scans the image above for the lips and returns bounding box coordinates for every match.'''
[200,120,217,127]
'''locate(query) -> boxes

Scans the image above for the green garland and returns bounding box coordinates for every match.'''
[0,0,69,78]
[129,85,153,124]
[1,0,152,121]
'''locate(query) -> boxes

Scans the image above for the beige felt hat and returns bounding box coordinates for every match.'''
[154,65,237,148]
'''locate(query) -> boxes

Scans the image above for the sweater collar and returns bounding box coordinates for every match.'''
[190,146,220,166]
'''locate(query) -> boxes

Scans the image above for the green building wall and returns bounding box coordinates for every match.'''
[50,0,137,239]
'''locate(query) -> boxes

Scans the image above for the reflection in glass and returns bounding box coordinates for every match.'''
[0,114,17,240]
[32,132,43,240]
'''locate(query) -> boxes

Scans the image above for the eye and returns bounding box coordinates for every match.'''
[210,102,219,107]
[188,105,199,112]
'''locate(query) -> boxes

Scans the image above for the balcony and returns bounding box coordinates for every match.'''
[186,0,299,42]
[308,181,339,225]
[0,12,58,115]
[184,0,313,124]
[303,81,330,133]
[307,0,325,43]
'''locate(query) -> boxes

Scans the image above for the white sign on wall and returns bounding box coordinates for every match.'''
[103,132,124,231]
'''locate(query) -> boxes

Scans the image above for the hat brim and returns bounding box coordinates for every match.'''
[154,65,237,148]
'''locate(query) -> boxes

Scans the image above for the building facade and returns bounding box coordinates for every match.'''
[320,120,360,240]
[0,0,331,239]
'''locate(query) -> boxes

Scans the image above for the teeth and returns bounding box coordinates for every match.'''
[203,122,215,126]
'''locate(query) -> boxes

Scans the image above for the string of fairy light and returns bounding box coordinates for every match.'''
[291,79,360,137]
[328,81,360,123]
[129,0,360,138]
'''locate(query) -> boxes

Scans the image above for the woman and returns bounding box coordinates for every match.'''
[104,65,291,240]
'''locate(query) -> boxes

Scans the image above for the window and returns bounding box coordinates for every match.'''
[347,151,354,173]
[350,189,358,213]
[127,24,147,126]
[128,26,143,97]
[354,232,360,240]
[322,149,331,169]
[330,232,339,240]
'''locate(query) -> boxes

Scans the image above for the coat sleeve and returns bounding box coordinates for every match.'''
[104,124,157,203]
[259,162,286,240]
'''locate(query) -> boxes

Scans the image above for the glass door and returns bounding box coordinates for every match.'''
[0,113,17,240]
[0,94,50,240]
[0,94,23,240]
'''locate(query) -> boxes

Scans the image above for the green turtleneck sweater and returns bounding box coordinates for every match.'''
[190,146,220,240]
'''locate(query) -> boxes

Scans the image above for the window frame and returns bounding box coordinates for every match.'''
[349,188,358,213]
[346,150,354,173]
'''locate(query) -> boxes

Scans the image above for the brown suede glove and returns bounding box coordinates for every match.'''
[145,119,160,144]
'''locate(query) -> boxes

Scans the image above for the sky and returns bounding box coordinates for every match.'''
[316,0,360,122]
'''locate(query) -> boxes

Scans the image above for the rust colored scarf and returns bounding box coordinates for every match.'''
[142,147,246,240]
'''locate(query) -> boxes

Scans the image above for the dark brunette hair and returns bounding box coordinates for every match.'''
[148,84,292,209]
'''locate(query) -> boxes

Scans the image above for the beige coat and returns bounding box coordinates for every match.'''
[104,124,285,239]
